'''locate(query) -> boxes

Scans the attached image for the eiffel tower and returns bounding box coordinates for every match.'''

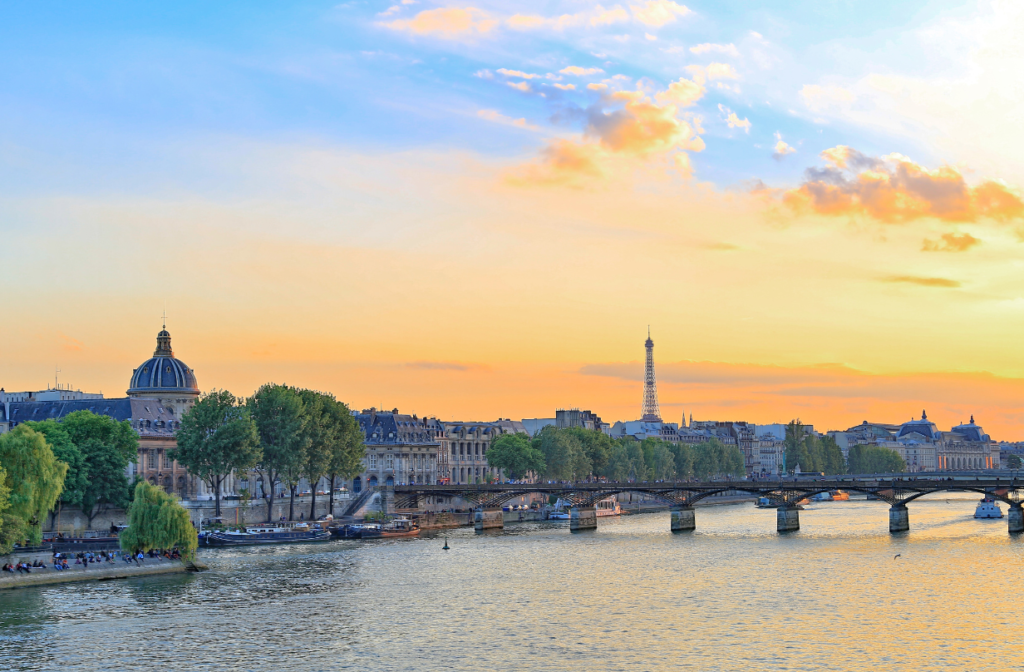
[641,327,662,422]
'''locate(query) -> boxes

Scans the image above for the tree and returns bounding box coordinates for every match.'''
[563,428,612,477]
[120,480,197,559]
[534,427,590,481]
[248,384,306,522]
[325,399,365,514]
[668,442,694,480]
[487,433,545,480]
[1007,454,1022,470]
[172,390,261,518]
[641,439,676,480]
[691,438,744,479]
[79,438,131,528]
[0,466,26,555]
[848,444,906,474]
[61,410,138,464]
[297,389,340,521]
[23,420,87,527]
[0,426,67,545]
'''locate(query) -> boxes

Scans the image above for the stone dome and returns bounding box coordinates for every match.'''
[127,329,199,396]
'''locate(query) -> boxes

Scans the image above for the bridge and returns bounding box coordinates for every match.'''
[391,475,1024,534]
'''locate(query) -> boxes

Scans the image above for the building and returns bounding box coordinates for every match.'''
[349,408,443,493]
[556,408,606,432]
[641,329,662,422]
[2,327,202,497]
[443,419,526,484]
[521,417,556,436]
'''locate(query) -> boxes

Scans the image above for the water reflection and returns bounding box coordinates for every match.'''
[1,497,1021,671]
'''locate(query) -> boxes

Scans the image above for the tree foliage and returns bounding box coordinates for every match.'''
[603,441,648,481]
[248,384,307,522]
[298,389,360,519]
[847,444,906,474]
[784,421,846,475]
[23,420,87,511]
[61,410,139,465]
[172,389,261,517]
[0,425,67,545]
[1006,454,1022,470]
[533,427,591,481]
[79,438,131,527]
[120,480,197,559]
[487,433,545,480]
[0,466,24,555]
[691,438,745,479]
[641,438,676,480]
[325,399,365,512]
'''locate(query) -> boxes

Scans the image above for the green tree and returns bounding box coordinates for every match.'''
[61,410,139,464]
[641,438,676,480]
[23,420,88,526]
[848,444,906,474]
[0,425,68,545]
[563,428,612,477]
[691,438,744,479]
[534,427,590,481]
[819,435,847,475]
[1006,454,1022,470]
[487,433,545,480]
[297,389,344,521]
[324,399,365,514]
[171,389,261,518]
[120,480,197,559]
[79,438,131,529]
[248,384,307,522]
[668,442,694,480]
[0,466,26,555]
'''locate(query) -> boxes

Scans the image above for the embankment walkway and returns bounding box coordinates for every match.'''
[0,558,191,591]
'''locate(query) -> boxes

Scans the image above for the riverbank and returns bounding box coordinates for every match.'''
[0,558,191,591]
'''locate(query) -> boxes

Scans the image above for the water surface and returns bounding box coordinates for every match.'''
[2,496,1021,671]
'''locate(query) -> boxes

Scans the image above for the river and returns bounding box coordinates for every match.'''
[2,495,1021,671]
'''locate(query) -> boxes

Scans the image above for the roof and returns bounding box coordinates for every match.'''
[7,398,134,425]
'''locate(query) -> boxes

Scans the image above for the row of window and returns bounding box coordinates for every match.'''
[367,454,435,470]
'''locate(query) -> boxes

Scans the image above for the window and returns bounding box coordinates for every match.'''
[162,452,172,469]
[385,454,395,470]
[369,454,378,469]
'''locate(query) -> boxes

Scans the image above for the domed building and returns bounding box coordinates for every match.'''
[127,328,201,497]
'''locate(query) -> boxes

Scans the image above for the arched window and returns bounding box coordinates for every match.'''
[385,475,394,487]
[368,475,378,487]
[352,476,362,494]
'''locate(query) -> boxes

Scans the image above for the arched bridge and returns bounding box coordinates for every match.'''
[389,475,1024,535]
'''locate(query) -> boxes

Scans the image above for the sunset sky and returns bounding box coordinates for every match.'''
[3,1,1024,437]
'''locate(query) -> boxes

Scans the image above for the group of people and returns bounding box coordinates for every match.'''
[3,560,46,574]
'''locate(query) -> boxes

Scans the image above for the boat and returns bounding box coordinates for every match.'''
[595,498,622,517]
[811,492,833,502]
[830,490,850,501]
[201,523,332,546]
[548,511,570,520]
[756,497,778,509]
[975,497,1003,519]
[380,518,420,538]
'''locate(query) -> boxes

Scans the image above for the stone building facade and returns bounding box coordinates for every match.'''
[443,419,526,484]
[348,408,443,493]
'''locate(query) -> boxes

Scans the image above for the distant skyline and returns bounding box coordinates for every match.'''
[2,2,1024,437]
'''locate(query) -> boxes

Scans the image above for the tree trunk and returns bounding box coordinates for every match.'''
[309,478,318,521]
[264,474,276,523]
[214,476,222,518]
[328,474,336,515]
[289,485,296,521]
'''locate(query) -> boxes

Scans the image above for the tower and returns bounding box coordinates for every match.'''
[642,327,662,422]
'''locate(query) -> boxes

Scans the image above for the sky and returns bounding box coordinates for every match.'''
[3,1,1024,437]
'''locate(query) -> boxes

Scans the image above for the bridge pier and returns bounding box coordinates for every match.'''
[670,507,695,532]
[1009,504,1024,535]
[889,504,910,533]
[569,507,597,532]
[777,505,800,533]
[474,508,504,531]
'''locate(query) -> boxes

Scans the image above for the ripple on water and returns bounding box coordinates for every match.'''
[1,499,1022,671]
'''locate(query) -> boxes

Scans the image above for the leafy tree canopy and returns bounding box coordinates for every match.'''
[79,438,131,527]
[0,425,68,545]
[848,444,906,474]
[247,384,306,522]
[23,420,88,510]
[120,481,197,559]
[172,389,260,516]
[61,410,139,465]
[487,433,545,480]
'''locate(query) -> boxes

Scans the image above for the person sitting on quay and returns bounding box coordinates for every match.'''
[2,563,14,573]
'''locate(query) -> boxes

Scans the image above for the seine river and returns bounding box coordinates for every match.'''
[2,496,1021,671]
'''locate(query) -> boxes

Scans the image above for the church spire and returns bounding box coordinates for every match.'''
[154,327,174,357]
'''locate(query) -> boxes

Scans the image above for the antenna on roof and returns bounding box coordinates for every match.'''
[162,308,167,330]
[55,366,61,390]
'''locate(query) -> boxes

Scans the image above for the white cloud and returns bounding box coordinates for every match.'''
[561,65,604,76]
[554,83,576,91]
[587,82,608,91]
[685,62,739,84]
[799,84,855,111]
[690,42,739,57]
[378,5,402,17]
[772,132,795,158]
[645,33,657,41]
[656,76,705,107]
[630,0,691,27]
[477,109,539,131]
[497,68,542,79]
[507,81,531,93]
[719,104,751,132]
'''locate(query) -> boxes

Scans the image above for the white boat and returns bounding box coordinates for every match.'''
[548,511,570,520]
[595,498,621,517]
[975,497,1003,519]
[811,492,833,502]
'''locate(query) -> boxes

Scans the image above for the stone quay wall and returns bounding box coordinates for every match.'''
[44,495,361,534]
[0,557,189,591]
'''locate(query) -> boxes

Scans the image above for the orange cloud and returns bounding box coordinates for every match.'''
[922,232,980,252]
[383,7,497,39]
[881,275,961,288]
[783,146,1024,223]
[656,77,705,107]
[587,91,704,156]
[630,0,691,27]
